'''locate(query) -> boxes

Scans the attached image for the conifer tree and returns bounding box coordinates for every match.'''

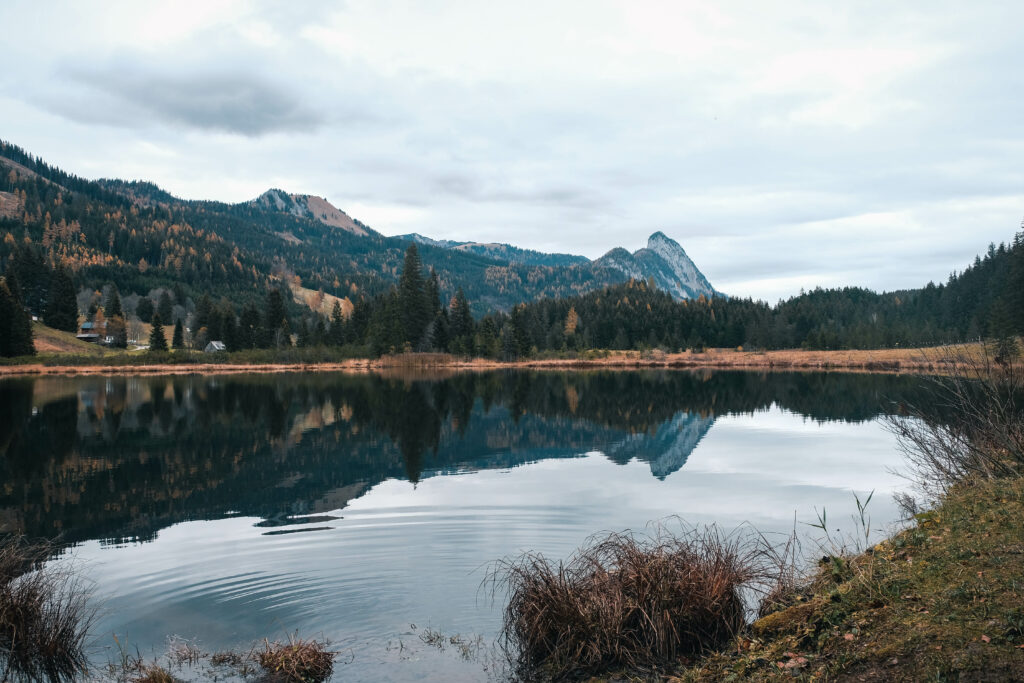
[449,287,474,355]
[157,291,173,323]
[105,286,123,319]
[136,296,154,323]
[259,288,289,348]
[149,313,168,352]
[44,266,79,332]
[172,319,185,349]
[239,304,261,349]
[0,277,35,357]
[398,244,429,347]
[329,300,345,346]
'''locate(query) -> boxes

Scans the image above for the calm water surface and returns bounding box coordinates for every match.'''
[0,370,927,680]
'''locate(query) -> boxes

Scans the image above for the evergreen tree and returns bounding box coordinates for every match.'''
[259,288,289,348]
[194,294,213,332]
[426,268,442,318]
[149,312,168,352]
[450,287,474,354]
[329,300,345,346]
[172,319,185,349]
[157,291,173,323]
[8,244,49,314]
[223,312,240,351]
[0,277,35,357]
[44,266,78,332]
[398,244,429,347]
[297,318,311,348]
[239,304,261,349]
[136,296,154,323]
[105,286,123,319]
[314,315,328,346]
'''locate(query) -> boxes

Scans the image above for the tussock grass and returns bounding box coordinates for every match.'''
[0,538,95,682]
[490,525,774,680]
[257,635,335,683]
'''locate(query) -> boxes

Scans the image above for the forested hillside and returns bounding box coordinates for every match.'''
[0,139,635,322]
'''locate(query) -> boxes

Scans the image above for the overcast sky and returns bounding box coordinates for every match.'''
[2,1,1022,301]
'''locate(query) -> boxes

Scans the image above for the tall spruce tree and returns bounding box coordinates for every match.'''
[450,287,474,355]
[239,304,260,349]
[105,286,124,319]
[329,300,345,346]
[149,313,168,352]
[0,277,35,357]
[44,266,79,332]
[398,244,429,347]
[136,296,154,323]
[259,288,289,348]
[157,291,173,323]
[172,319,185,349]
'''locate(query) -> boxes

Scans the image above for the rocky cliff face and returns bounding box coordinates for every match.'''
[250,189,375,237]
[596,232,719,300]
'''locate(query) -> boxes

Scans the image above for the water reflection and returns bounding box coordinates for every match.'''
[0,370,923,549]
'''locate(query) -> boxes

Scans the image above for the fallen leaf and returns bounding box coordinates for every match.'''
[844,633,855,641]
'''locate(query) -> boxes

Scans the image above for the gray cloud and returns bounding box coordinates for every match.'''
[53,66,324,136]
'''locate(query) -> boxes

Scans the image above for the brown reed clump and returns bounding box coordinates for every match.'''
[129,664,179,683]
[491,525,768,680]
[257,635,334,683]
[0,537,96,682]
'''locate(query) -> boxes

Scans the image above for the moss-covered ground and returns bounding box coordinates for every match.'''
[663,478,1024,682]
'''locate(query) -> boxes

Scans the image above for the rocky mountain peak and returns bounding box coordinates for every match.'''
[249,190,373,237]
[594,232,719,300]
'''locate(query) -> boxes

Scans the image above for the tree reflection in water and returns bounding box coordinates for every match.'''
[0,371,928,552]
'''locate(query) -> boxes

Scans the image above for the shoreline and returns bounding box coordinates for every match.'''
[0,346,976,377]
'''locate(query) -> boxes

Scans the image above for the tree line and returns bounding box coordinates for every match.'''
[2,219,1022,359]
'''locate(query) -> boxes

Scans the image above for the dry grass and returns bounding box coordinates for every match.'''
[490,525,772,680]
[128,664,179,683]
[257,635,335,683]
[0,538,96,682]
[4,342,1008,377]
[886,347,1024,504]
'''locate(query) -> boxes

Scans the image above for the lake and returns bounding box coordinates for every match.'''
[0,370,926,681]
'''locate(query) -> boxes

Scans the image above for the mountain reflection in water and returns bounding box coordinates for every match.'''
[0,370,924,550]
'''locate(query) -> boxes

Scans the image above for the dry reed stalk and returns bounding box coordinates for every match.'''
[0,538,96,682]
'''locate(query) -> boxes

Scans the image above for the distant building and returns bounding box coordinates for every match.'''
[204,341,226,353]
[76,321,104,343]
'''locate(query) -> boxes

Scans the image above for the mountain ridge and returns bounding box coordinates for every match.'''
[0,139,721,314]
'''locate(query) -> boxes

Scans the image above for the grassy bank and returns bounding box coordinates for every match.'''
[669,478,1024,681]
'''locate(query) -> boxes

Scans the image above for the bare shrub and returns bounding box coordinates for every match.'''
[0,538,96,682]
[886,346,1024,503]
[489,524,772,680]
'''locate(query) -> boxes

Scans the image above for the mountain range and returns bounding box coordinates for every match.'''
[0,140,720,314]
